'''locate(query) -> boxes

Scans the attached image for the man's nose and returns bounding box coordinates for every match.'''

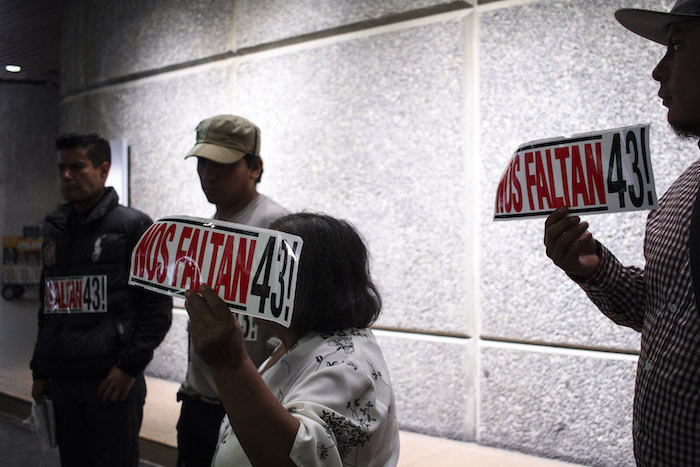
[652,51,670,82]
[59,168,72,180]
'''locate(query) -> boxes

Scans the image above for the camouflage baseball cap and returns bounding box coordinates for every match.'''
[185,114,261,164]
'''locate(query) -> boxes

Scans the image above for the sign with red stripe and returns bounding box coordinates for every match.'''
[128,216,303,329]
[494,124,657,220]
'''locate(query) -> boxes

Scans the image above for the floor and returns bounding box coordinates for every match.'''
[0,296,583,467]
[0,412,60,467]
[0,412,160,467]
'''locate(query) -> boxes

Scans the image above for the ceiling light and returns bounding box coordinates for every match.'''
[5,65,21,73]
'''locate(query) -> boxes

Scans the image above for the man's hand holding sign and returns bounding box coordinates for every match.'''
[544,207,600,279]
[495,125,659,279]
[494,125,659,281]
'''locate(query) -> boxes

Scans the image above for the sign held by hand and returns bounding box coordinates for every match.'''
[128,216,303,329]
[494,124,657,220]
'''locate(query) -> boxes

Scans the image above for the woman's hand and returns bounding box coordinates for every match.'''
[184,284,249,370]
[186,286,299,467]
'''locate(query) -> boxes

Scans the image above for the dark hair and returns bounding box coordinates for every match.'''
[244,154,263,183]
[56,133,111,168]
[270,213,382,335]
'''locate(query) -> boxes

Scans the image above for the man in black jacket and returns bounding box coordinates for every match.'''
[30,133,172,467]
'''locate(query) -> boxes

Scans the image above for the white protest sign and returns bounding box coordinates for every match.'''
[494,124,658,220]
[128,216,303,329]
[44,275,108,313]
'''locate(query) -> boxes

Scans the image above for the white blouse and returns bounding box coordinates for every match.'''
[211,328,400,466]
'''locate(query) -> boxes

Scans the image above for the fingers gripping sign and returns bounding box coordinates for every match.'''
[544,206,600,278]
[185,284,249,370]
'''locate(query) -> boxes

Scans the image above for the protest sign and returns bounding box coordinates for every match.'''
[494,124,657,220]
[128,216,303,330]
[44,275,108,313]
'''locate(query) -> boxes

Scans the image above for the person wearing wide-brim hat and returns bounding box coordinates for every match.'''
[544,1,700,465]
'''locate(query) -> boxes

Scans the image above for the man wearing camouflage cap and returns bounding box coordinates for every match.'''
[176,115,288,467]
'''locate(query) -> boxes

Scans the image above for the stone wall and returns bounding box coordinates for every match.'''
[55,1,698,464]
[0,82,59,234]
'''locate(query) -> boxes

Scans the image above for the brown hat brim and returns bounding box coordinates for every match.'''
[184,142,246,164]
[616,8,700,44]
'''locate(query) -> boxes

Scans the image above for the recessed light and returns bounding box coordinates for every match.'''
[5,65,21,73]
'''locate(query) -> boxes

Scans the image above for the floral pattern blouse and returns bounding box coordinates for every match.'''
[211,328,400,466]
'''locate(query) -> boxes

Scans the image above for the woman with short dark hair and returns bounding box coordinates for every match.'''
[185,213,400,467]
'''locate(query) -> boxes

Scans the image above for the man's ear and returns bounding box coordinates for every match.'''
[99,161,111,183]
[250,158,263,180]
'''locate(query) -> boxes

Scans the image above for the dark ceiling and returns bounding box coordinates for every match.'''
[0,0,61,87]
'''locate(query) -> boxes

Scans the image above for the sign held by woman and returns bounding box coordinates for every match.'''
[128,215,303,328]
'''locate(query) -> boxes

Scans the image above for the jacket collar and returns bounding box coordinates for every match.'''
[45,187,120,229]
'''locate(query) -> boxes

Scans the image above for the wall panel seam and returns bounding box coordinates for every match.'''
[481,337,640,359]
[61,7,473,100]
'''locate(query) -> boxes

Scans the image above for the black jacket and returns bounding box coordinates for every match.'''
[31,188,172,379]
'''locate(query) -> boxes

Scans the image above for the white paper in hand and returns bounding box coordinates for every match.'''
[31,399,57,449]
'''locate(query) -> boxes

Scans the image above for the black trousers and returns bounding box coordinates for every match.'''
[176,392,226,467]
[51,373,146,467]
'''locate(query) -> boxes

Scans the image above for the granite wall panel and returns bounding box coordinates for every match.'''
[478,0,697,351]
[60,0,86,93]
[61,0,234,92]
[233,0,472,49]
[0,83,60,232]
[480,345,636,466]
[376,331,476,440]
[147,310,188,381]
[231,16,474,336]
[60,63,235,221]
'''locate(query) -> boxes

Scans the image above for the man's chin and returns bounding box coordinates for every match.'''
[60,190,79,203]
[668,114,700,139]
[203,192,219,204]
[670,122,700,140]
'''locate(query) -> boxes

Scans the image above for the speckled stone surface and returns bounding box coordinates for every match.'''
[60,0,85,94]
[233,0,471,49]
[232,17,472,335]
[60,63,235,222]
[147,309,188,381]
[479,345,636,466]
[479,0,698,351]
[61,0,234,92]
[376,331,476,440]
[0,83,59,232]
